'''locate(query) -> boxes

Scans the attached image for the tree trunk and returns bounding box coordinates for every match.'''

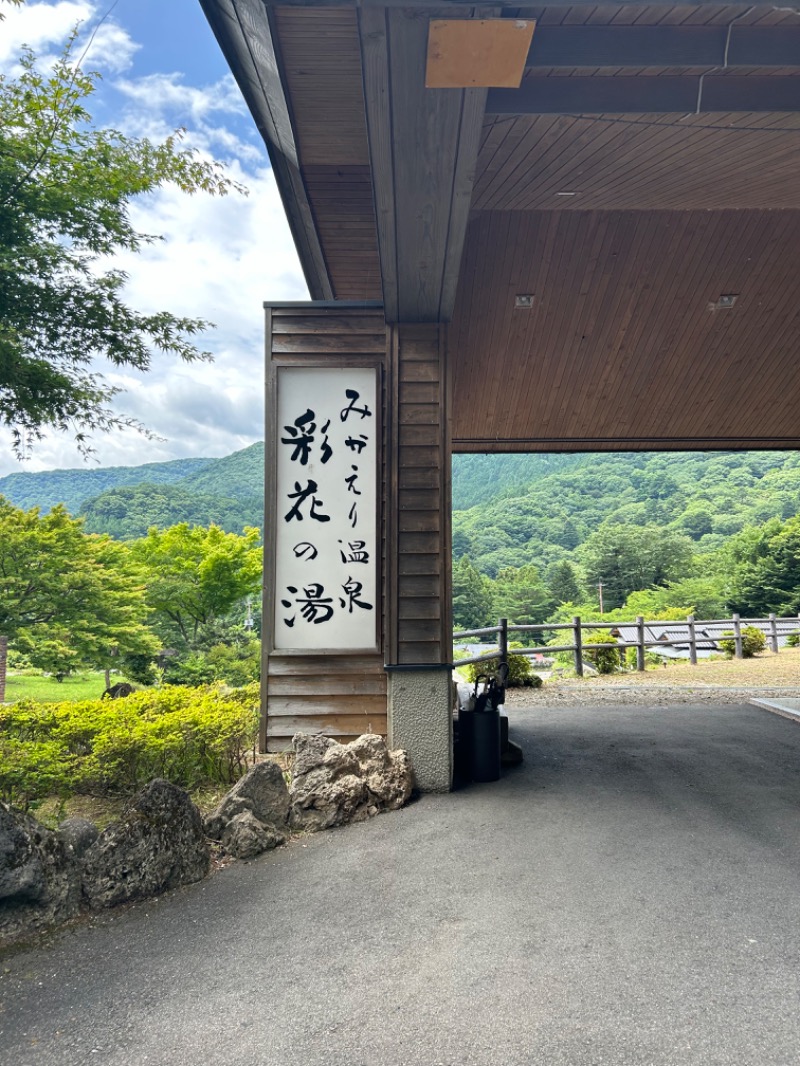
[104,668,111,690]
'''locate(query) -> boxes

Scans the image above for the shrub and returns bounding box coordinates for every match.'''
[0,683,260,810]
[719,626,767,659]
[786,632,800,648]
[160,640,261,687]
[461,643,542,688]
[586,630,621,674]
[624,647,666,670]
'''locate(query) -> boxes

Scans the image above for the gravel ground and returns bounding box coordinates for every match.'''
[504,648,800,707]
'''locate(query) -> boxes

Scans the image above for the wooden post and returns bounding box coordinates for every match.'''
[636,616,646,671]
[573,616,584,677]
[498,617,508,675]
[769,613,779,654]
[733,613,743,659]
[0,636,6,704]
[687,615,698,666]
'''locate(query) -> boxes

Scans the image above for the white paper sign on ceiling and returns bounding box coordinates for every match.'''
[274,367,378,652]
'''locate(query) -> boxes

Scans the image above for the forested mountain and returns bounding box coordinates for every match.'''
[0,445,266,537]
[178,442,264,499]
[78,483,263,538]
[0,455,212,513]
[450,453,582,509]
[75,445,266,537]
[3,446,800,575]
[452,451,800,577]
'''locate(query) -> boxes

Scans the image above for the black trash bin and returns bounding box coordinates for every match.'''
[470,702,501,783]
[455,707,474,782]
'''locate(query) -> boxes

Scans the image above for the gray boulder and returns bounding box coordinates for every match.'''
[347,734,414,810]
[221,811,287,860]
[56,817,99,859]
[204,761,289,855]
[0,804,81,945]
[82,779,209,909]
[290,733,413,832]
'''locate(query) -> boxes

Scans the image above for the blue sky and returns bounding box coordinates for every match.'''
[0,0,308,476]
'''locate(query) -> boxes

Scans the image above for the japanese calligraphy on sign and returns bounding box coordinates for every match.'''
[274,367,378,651]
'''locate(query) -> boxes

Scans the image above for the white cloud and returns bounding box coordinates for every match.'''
[0,1,138,73]
[115,71,245,124]
[111,72,261,162]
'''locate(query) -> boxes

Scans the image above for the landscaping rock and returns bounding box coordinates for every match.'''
[290,733,413,832]
[82,779,209,909]
[348,734,414,811]
[221,811,287,860]
[0,803,81,945]
[204,761,290,852]
[56,817,99,859]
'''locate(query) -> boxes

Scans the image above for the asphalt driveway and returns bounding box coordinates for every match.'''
[2,703,800,1066]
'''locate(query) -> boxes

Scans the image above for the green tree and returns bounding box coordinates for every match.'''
[0,496,158,690]
[623,576,726,620]
[0,28,243,455]
[491,564,554,629]
[579,522,694,611]
[130,523,262,650]
[548,560,581,605]
[452,556,493,631]
[726,516,800,615]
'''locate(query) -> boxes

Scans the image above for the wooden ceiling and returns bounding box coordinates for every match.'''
[475,112,800,211]
[449,208,800,450]
[206,1,800,449]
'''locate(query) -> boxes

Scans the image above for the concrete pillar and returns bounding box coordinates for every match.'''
[387,667,453,792]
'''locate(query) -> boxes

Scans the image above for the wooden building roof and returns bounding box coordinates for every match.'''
[200,1,800,451]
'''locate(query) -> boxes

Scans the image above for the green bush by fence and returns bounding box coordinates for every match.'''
[0,684,260,810]
[459,643,542,688]
[719,626,767,659]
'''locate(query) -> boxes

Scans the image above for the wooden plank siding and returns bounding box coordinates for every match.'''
[263,305,389,752]
[388,324,452,665]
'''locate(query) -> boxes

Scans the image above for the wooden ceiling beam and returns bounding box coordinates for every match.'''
[488,75,800,116]
[527,26,800,69]
[358,7,488,322]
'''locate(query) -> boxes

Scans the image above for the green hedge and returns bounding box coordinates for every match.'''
[0,684,259,810]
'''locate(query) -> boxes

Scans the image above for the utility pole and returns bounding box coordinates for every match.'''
[598,582,604,615]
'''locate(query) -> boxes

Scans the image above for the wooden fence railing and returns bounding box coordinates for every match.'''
[452,613,800,676]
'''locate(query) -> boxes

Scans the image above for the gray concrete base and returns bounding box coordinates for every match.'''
[387,667,453,792]
[750,697,800,723]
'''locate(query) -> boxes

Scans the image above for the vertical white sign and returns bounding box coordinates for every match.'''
[274,367,378,651]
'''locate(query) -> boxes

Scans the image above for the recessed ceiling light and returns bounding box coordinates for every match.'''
[515,294,534,309]
[709,294,738,310]
[555,191,577,197]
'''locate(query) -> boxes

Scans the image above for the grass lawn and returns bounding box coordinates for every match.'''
[3,671,134,703]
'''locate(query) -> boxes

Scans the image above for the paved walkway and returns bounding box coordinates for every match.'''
[3,703,800,1066]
